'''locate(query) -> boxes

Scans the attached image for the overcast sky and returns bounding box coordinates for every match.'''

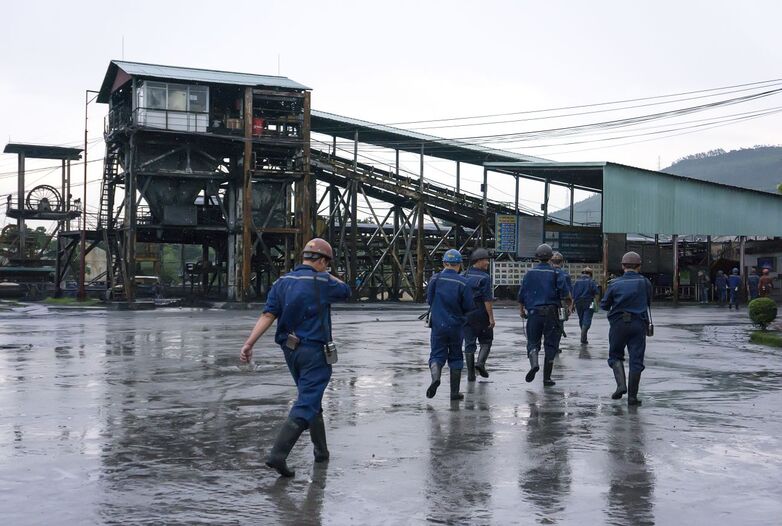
[2,0,781,225]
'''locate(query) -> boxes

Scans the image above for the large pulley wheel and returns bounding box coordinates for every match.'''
[26,185,62,212]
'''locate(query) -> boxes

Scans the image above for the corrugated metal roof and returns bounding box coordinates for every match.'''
[311,110,548,165]
[485,161,782,236]
[4,143,83,160]
[98,60,309,102]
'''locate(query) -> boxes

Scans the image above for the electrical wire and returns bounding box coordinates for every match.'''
[385,77,782,126]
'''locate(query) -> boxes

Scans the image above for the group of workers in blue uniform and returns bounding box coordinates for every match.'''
[514,244,650,405]
[705,267,771,307]
[240,237,653,478]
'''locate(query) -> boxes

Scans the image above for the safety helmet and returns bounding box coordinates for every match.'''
[302,238,334,260]
[582,267,593,276]
[621,251,642,266]
[551,251,564,264]
[717,270,724,275]
[732,267,739,275]
[471,248,491,262]
[535,243,553,261]
[762,268,770,274]
[442,249,463,264]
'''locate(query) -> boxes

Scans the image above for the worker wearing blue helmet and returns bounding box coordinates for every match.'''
[728,267,741,310]
[425,249,474,401]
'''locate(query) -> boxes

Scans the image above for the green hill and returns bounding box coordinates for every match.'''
[662,145,782,193]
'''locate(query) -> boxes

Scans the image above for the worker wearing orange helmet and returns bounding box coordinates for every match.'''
[240,238,351,477]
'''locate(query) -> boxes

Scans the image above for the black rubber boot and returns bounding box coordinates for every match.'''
[627,371,642,406]
[543,361,556,387]
[466,353,476,382]
[475,343,491,378]
[611,361,627,400]
[580,327,588,344]
[309,411,329,463]
[426,362,443,399]
[450,368,464,400]
[525,352,540,383]
[266,417,307,477]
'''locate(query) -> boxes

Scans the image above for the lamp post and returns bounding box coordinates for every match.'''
[79,89,100,301]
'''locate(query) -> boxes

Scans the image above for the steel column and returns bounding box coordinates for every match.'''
[673,234,679,304]
[17,152,25,258]
[240,87,253,301]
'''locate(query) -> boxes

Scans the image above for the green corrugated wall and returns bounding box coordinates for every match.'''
[602,163,782,236]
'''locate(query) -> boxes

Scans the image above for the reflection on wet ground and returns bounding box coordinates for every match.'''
[1,304,781,524]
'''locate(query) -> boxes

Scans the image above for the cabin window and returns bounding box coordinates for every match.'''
[136,81,209,113]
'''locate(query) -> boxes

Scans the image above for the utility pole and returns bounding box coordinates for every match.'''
[79,89,99,301]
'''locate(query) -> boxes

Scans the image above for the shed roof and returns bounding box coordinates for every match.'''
[98,60,310,103]
[311,110,548,165]
[484,161,782,237]
[3,143,83,160]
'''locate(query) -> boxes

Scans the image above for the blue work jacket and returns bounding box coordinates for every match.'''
[427,268,474,332]
[463,267,494,304]
[715,275,728,290]
[263,265,352,347]
[728,275,741,290]
[518,263,569,309]
[572,275,598,302]
[600,270,652,321]
[748,274,760,294]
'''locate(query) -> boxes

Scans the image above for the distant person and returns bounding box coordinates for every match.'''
[697,270,710,304]
[759,268,774,297]
[462,248,496,382]
[728,268,741,310]
[240,238,350,478]
[601,252,652,406]
[748,267,760,300]
[549,251,573,352]
[426,249,474,401]
[518,244,571,387]
[714,270,728,307]
[572,267,599,344]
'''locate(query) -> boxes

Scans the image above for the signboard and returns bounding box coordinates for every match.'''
[557,231,603,262]
[517,216,544,258]
[495,214,517,253]
[492,261,604,287]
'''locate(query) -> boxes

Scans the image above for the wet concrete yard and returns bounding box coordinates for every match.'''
[1,303,781,525]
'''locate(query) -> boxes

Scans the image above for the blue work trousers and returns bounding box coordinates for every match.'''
[700,285,709,303]
[526,310,559,364]
[463,324,493,355]
[575,300,594,329]
[607,317,646,374]
[718,288,727,305]
[729,288,739,308]
[282,343,332,424]
[430,328,465,369]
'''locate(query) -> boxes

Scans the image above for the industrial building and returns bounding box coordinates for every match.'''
[2,60,782,303]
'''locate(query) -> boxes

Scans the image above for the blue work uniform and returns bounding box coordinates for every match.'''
[427,268,474,369]
[601,271,652,374]
[728,274,741,307]
[572,274,599,330]
[715,274,728,304]
[263,265,351,424]
[748,273,760,300]
[518,263,569,363]
[462,267,494,354]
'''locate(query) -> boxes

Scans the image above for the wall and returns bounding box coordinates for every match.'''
[603,163,782,237]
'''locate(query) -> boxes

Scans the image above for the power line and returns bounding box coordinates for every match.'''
[385,77,782,126]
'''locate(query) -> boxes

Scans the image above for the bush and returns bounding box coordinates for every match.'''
[748,297,778,330]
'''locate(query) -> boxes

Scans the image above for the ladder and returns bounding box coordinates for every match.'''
[97,147,120,230]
